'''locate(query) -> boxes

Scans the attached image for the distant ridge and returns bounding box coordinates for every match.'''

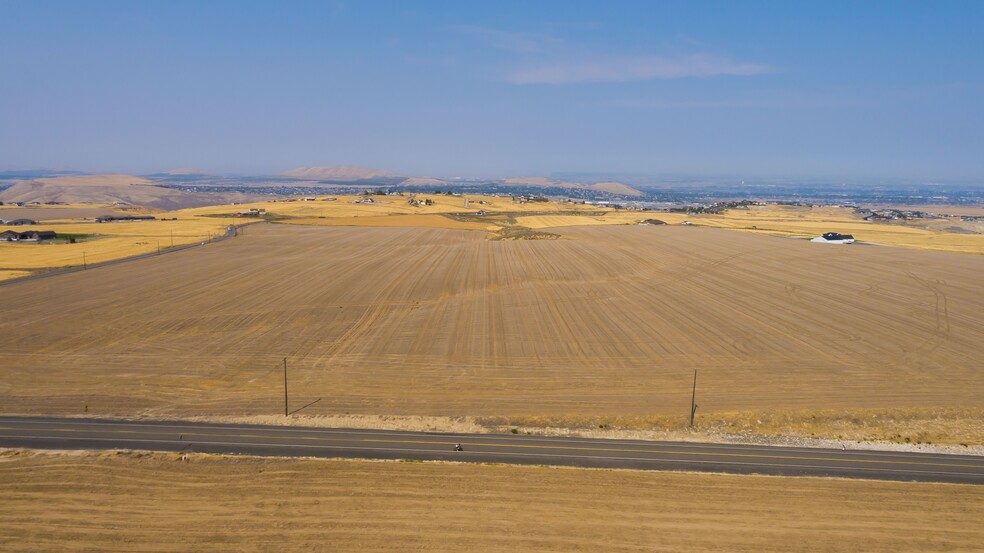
[280,166,400,181]
[399,177,447,186]
[585,181,644,196]
[161,168,209,176]
[0,174,166,207]
[504,176,643,197]
[0,174,267,210]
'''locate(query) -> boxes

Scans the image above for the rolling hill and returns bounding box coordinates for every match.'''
[504,176,643,197]
[279,166,401,181]
[0,174,267,210]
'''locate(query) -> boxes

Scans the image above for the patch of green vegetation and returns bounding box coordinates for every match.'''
[56,233,96,241]
[202,212,291,221]
[489,226,560,241]
[442,212,518,225]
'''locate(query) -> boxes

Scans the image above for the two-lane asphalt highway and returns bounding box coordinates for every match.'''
[1,416,982,484]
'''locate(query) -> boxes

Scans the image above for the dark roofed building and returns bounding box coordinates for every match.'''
[95,215,156,223]
[812,232,855,244]
[24,230,57,241]
[1,229,57,241]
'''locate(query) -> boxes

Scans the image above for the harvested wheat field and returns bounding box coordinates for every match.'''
[182,194,601,219]
[284,214,495,231]
[1,222,982,442]
[0,217,239,272]
[690,205,984,254]
[0,204,148,221]
[515,211,688,228]
[1,450,982,552]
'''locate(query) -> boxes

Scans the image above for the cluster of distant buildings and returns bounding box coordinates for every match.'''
[233,207,268,217]
[0,217,39,226]
[94,215,155,223]
[1,214,157,243]
[1,229,56,242]
[0,201,59,207]
[855,207,983,223]
[0,217,58,242]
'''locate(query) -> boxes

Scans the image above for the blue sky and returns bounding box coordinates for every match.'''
[1,0,982,180]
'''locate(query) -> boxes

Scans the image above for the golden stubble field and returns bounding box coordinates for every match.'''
[1,222,982,443]
[0,195,605,278]
[1,450,982,552]
[3,199,982,283]
[0,207,243,280]
[685,205,984,254]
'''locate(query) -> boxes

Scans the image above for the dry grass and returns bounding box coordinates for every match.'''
[4,201,980,282]
[691,205,984,254]
[235,202,983,255]
[0,204,149,221]
[489,407,984,450]
[0,270,32,280]
[175,410,984,454]
[1,195,602,280]
[183,194,605,219]
[1,450,982,552]
[0,218,238,270]
[1,223,982,443]
[282,214,495,231]
[516,211,689,228]
[186,413,490,434]
[869,204,984,217]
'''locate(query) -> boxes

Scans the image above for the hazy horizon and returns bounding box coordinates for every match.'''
[2,1,982,181]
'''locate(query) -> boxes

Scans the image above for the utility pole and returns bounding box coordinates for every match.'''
[82,251,87,269]
[690,369,698,427]
[157,240,161,254]
[283,357,289,417]
[170,230,174,247]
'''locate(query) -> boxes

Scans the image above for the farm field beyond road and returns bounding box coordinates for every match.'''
[1,451,982,552]
[1,223,982,443]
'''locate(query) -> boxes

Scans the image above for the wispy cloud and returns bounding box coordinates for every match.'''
[447,25,772,85]
[506,54,772,84]
[609,95,823,110]
[447,25,564,54]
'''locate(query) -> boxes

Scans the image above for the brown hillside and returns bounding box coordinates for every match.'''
[504,176,557,187]
[280,166,399,181]
[0,174,270,210]
[161,168,208,175]
[586,181,644,196]
[504,176,643,196]
[399,177,447,186]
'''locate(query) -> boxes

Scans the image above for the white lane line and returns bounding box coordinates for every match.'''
[0,418,973,461]
[9,427,981,469]
[1,434,981,481]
